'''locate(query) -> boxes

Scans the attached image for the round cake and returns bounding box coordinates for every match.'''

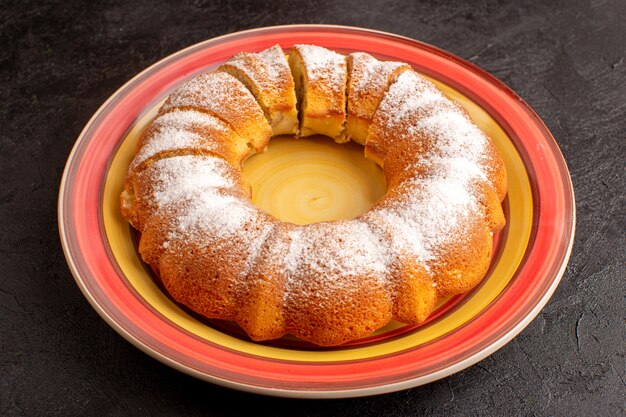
[120,44,507,346]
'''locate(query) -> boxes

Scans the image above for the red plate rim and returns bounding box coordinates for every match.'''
[58,24,575,398]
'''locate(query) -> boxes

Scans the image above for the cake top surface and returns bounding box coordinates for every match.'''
[295,44,346,92]
[367,71,489,264]
[350,52,407,94]
[130,47,497,299]
[129,110,230,172]
[162,71,270,142]
[224,45,292,93]
[143,70,490,280]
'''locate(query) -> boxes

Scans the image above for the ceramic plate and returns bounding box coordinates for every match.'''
[58,25,575,398]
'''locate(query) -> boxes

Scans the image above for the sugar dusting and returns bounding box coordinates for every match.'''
[351,52,406,93]
[283,221,388,277]
[369,71,490,266]
[130,110,228,172]
[127,48,496,307]
[282,221,390,302]
[149,155,234,208]
[166,72,246,109]
[382,71,447,128]
[296,44,346,92]
[372,177,478,265]
[240,222,275,277]
[256,46,284,79]
[161,71,265,135]
[165,191,254,248]
[226,45,288,90]
[142,155,271,274]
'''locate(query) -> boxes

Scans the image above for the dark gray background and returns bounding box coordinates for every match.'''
[1,0,624,416]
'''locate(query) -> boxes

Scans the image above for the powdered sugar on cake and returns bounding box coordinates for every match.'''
[165,191,255,248]
[351,52,406,94]
[240,223,275,277]
[256,46,284,80]
[368,71,491,266]
[129,110,228,172]
[381,71,447,128]
[296,44,346,92]
[128,55,494,300]
[371,176,479,266]
[139,68,490,281]
[143,155,272,269]
[284,221,389,278]
[148,155,234,208]
[162,72,261,128]
[283,221,390,302]
[224,45,288,92]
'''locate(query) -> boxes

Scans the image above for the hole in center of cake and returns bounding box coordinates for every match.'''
[242,135,387,225]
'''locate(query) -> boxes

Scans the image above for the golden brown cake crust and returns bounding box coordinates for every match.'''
[160,71,272,152]
[219,45,299,136]
[346,52,411,145]
[120,45,508,346]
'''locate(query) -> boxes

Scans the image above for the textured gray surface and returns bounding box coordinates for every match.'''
[1,0,625,416]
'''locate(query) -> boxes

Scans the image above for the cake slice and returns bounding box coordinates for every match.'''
[121,154,244,230]
[159,71,272,152]
[288,44,348,142]
[346,52,411,145]
[235,223,291,341]
[365,70,447,172]
[219,45,299,136]
[128,109,250,175]
[143,194,276,322]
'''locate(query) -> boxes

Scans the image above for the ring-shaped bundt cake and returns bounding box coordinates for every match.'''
[121,44,507,346]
